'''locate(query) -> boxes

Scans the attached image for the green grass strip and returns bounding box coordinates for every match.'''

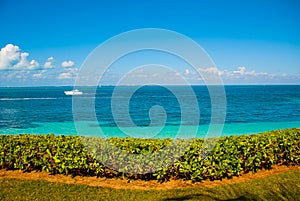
[0,168,299,201]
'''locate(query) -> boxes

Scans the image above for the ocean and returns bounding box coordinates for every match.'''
[0,85,299,138]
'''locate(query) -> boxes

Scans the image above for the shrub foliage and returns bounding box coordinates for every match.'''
[1,128,299,182]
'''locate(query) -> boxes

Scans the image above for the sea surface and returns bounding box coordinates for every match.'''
[0,85,299,138]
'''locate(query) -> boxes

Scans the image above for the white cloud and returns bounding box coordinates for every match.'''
[57,72,72,79]
[198,67,224,76]
[233,66,246,75]
[5,70,30,80]
[57,67,78,79]
[0,44,40,70]
[61,60,75,68]
[44,57,54,69]
[99,66,292,85]
[100,66,191,85]
[196,66,270,78]
[0,44,82,84]
[32,73,42,78]
[28,60,40,70]
[189,66,300,84]
[184,69,190,75]
[0,44,19,69]
[32,70,47,78]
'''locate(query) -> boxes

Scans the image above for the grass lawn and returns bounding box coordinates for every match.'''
[1,168,300,201]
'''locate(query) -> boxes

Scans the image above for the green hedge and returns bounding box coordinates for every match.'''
[1,128,300,182]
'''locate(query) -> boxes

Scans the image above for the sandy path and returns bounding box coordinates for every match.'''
[0,165,299,190]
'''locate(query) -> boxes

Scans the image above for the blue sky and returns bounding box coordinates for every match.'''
[0,0,299,86]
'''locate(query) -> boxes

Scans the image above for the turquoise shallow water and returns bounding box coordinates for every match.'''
[0,85,300,138]
[2,121,300,139]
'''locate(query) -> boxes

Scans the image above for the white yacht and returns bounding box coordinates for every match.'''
[64,89,83,95]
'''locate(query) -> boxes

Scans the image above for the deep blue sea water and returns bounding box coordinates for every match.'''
[0,85,299,138]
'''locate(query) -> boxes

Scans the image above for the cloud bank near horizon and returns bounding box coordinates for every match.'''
[0,43,299,86]
[0,44,78,85]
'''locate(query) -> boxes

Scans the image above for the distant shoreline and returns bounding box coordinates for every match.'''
[1,84,300,88]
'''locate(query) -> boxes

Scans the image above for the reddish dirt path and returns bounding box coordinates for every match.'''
[0,165,299,190]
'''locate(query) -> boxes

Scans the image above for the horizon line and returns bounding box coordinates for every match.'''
[1,83,300,88]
